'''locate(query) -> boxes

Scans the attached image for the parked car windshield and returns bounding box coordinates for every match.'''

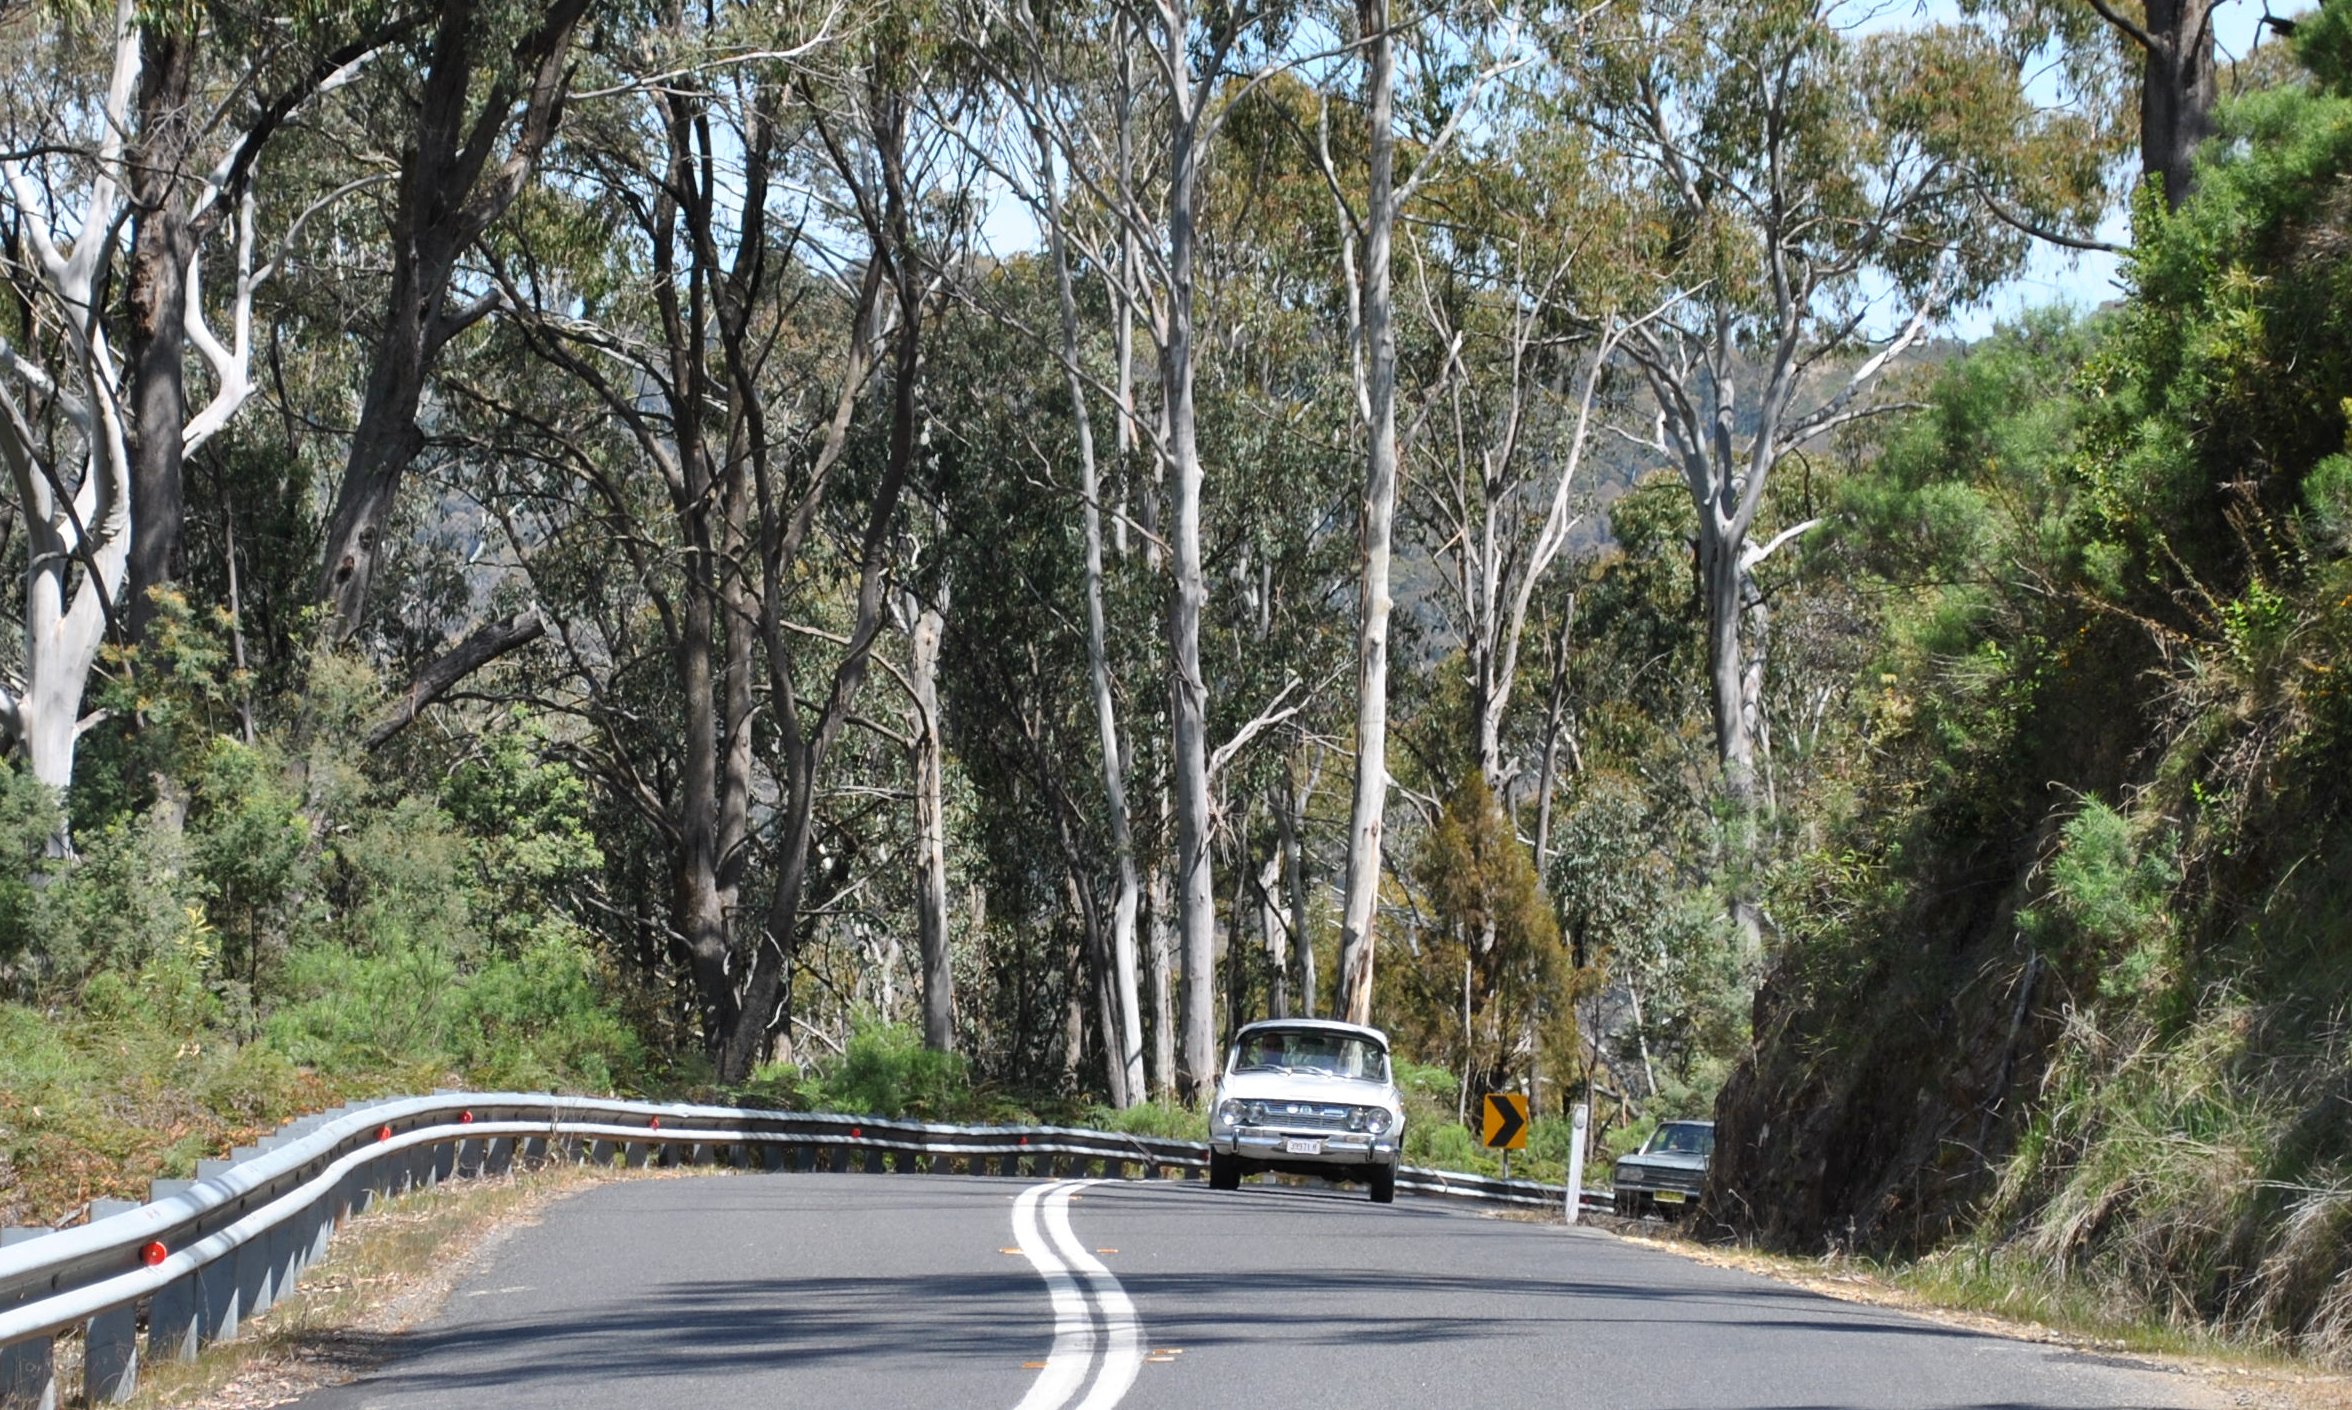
[1644,1122,1716,1157]
[1231,1028,1389,1082]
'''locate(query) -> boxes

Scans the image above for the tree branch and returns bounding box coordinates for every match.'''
[363,610,547,749]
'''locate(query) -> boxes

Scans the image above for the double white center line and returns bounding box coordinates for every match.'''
[1009,1179,1144,1410]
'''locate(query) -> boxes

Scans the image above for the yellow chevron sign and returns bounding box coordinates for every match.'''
[1480,1092,1529,1150]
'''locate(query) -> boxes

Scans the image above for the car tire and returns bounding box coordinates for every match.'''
[1209,1150,1241,1190]
[1368,1164,1396,1204]
[1612,1190,1630,1217]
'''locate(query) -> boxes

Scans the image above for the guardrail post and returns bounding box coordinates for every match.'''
[243,1226,279,1320]
[80,1201,141,1403]
[306,1191,335,1270]
[1,1227,57,1410]
[144,1180,201,1365]
[198,1230,243,1347]
[622,1141,647,1170]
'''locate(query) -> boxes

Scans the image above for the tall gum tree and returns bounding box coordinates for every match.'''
[1305,0,1527,1028]
[0,0,374,826]
[1570,0,2051,957]
[313,0,589,641]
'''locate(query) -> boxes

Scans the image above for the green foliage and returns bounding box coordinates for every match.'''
[1083,1099,1207,1142]
[1388,771,1576,1100]
[2023,802,2179,1000]
[796,1015,976,1120]
[1735,12,2352,1362]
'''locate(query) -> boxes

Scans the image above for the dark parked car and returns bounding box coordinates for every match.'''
[1610,1119,1714,1217]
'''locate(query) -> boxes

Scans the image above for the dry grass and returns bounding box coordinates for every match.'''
[1574,1216,2352,1410]
[58,1160,715,1410]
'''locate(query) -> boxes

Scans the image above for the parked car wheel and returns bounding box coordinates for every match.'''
[1209,1149,1242,1190]
[1368,1164,1395,1204]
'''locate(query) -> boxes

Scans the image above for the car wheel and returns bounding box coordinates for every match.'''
[1368,1164,1396,1204]
[1209,1150,1241,1190]
[1612,1190,1630,1217]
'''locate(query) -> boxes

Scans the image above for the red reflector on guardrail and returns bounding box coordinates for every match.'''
[850,1127,861,1139]
[139,1241,167,1267]
[649,1117,660,1129]
[459,1111,474,1124]
[1020,1136,1029,1146]
[377,1125,393,1142]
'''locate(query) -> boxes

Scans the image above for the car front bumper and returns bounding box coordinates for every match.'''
[1611,1169,1704,1206]
[1215,1128,1400,1168]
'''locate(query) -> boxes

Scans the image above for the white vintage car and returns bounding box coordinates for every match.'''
[1207,1018,1407,1203]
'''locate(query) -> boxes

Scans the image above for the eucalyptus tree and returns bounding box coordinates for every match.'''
[1126,0,1284,1098]
[312,0,590,642]
[1567,0,2045,955]
[462,0,962,1082]
[1960,0,2228,218]
[1398,118,1645,810]
[1279,0,1534,1028]
[0,0,376,821]
[978,2,1157,1100]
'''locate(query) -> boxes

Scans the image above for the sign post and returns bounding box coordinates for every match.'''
[1564,1102,1590,1224]
[1480,1093,1529,1180]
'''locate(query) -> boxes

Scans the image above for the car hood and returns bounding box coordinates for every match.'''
[1215,1071,1400,1110]
[1614,1150,1707,1173]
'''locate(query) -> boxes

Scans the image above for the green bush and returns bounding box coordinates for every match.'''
[1084,1098,1206,1141]
[447,930,642,1091]
[799,1016,975,1120]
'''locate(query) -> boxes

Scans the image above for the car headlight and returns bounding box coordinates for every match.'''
[1243,1101,1266,1125]
[1362,1107,1392,1135]
[1214,1100,1242,1128]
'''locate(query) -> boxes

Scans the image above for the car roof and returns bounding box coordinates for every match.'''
[1231,1018,1390,1049]
[1658,1119,1716,1129]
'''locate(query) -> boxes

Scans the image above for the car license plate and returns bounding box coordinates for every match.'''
[1283,1138,1323,1156]
[1654,1190,1686,1204]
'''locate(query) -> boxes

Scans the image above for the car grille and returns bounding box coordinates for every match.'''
[1622,1165,1704,1193]
[1254,1103,1353,1132]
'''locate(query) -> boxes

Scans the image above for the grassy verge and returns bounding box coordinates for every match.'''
[76,1160,638,1410]
[1570,1218,2352,1410]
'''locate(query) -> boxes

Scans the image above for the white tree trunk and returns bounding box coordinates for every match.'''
[910,596,955,1051]
[0,0,338,838]
[1335,0,1398,1029]
[1037,117,1147,1104]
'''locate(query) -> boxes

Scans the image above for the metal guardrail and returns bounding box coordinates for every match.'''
[0,1092,1602,1407]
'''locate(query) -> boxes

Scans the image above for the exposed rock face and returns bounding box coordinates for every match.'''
[1701,821,2069,1254]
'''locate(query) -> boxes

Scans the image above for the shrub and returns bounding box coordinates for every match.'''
[446,930,642,1091]
[800,1016,974,1120]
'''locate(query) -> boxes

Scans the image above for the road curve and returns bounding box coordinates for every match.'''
[288,1172,2218,1410]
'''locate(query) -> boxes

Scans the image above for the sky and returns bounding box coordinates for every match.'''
[1948,0,2282,339]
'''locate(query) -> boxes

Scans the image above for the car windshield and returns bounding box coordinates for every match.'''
[1645,1122,1715,1157]
[1230,1029,1389,1082]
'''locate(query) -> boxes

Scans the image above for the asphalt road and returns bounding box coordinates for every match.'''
[291,1172,2220,1410]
